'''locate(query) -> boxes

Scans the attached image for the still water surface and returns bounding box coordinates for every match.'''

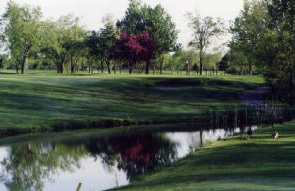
[0,124,244,191]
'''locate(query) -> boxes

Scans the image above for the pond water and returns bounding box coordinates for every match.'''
[0,123,251,191]
[0,104,294,191]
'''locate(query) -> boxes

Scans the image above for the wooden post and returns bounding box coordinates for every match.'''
[76,183,82,191]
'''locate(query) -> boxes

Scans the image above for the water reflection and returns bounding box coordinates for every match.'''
[0,144,85,191]
[0,126,243,191]
[0,106,294,191]
[81,134,178,180]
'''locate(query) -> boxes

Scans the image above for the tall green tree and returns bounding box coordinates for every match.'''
[188,12,224,75]
[87,15,119,74]
[226,49,251,74]
[230,0,295,105]
[265,0,295,104]
[42,15,86,73]
[230,0,268,75]
[204,52,221,73]
[68,40,88,74]
[2,1,43,73]
[117,0,179,74]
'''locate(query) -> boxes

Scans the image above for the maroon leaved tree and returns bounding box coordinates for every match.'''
[109,32,156,74]
[138,32,157,74]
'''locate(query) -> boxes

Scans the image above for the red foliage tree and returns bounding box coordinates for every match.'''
[109,32,156,74]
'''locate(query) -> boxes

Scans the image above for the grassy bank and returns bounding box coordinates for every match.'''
[0,73,264,134]
[110,121,295,191]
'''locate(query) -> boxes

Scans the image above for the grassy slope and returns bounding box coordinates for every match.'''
[0,73,264,131]
[111,121,295,191]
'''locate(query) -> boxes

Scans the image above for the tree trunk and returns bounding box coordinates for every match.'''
[199,49,203,75]
[60,63,64,73]
[20,45,31,74]
[159,56,164,75]
[187,60,190,75]
[129,62,133,74]
[23,57,29,73]
[21,54,29,74]
[71,65,75,74]
[21,61,25,74]
[70,57,74,74]
[57,62,64,73]
[249,63,253,75]
[145,60,150,74]
[16,63,19,74]
[113,63,116,74]
[106,60,111,74]
[100,59,104,74]
[56,53,67,74]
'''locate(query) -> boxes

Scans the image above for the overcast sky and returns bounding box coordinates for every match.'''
[0,0,244,48]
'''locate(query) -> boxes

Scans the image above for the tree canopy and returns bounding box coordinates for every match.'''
[109,32,156,74]
[2,1,43,73]
[0,0,236,76]
[188,12,224,75]
[86,16,119,74]
[229,0,295,105]
[117,0,179,73]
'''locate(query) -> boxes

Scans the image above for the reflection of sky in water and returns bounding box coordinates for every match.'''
[0,148,8,191]
[166,128,243,158]
[0,127,252,191]
[43,158,128,191]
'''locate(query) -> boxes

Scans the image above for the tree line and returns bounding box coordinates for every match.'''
[0,0,225,75]
[226,0,295,105]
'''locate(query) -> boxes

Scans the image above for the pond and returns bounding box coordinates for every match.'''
[0,105,294,191]
[0,123,245,191]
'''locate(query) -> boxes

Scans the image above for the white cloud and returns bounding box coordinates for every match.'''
[0,0,243,48]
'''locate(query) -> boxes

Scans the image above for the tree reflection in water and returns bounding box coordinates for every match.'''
[0,106,294,191]
[0,133,178,191]
[0,143,86,191]
[83,134,178,181]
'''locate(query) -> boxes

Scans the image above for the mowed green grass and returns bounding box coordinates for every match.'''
[110,121,295,191]
[0,73,264,131]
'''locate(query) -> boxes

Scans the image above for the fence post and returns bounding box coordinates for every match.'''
[76,183,82,191]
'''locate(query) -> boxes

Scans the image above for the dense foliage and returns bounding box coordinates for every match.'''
[0,0,186,75]
[109,32,156,74]
[2,1,43,73]
[188,12,225,75]
[6,0,294,84]
[117,0,179,74]
[230,0,295,105]
[86,16,119,74]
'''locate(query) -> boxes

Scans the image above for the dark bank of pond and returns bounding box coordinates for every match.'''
[0,104,295,191]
